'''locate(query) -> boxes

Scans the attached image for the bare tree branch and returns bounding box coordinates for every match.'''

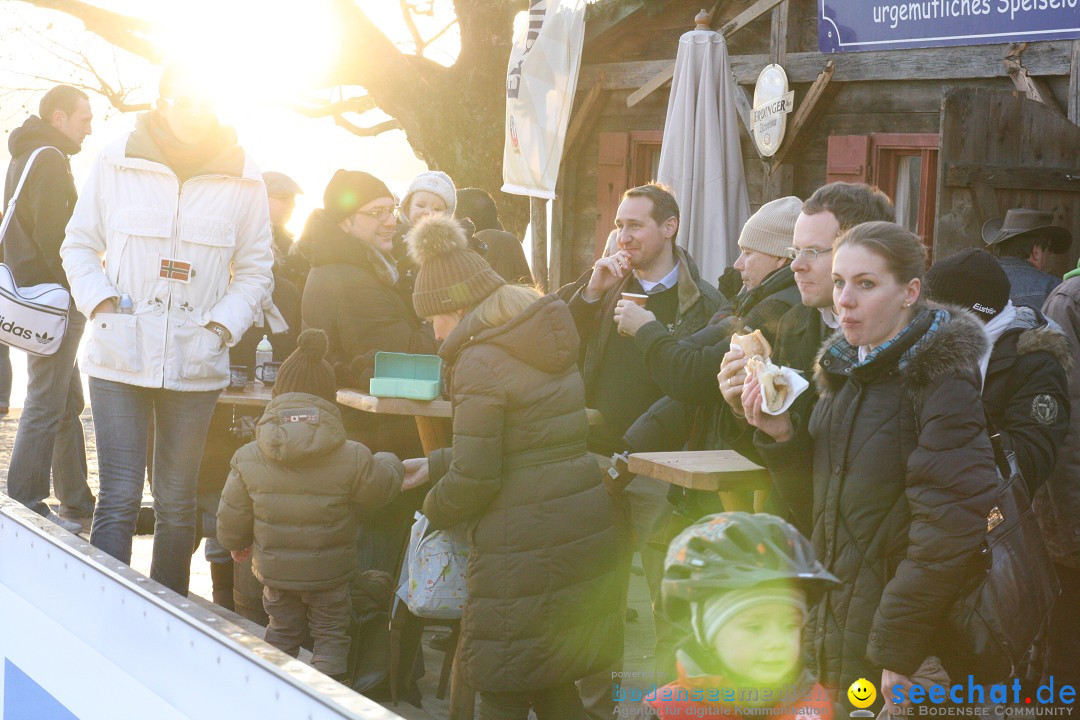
[13,0,162,62]
[75,47,150,111]
[5,67,149,111]
[399,0,426,50]
[289,94,378,118]
[405,1,436,17]
[397,0,459,57]
[2,22,150,112]
[331,115,400,137]
[426,20,457,49]
[327,0,447,86]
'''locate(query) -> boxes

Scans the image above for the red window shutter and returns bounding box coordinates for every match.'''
[826,136,871,185]
[596,132,629,256]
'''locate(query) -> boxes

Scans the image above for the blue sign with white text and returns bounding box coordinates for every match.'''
[819,0,1080,52]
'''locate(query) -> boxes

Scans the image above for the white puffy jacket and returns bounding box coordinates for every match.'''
[61,129,273,392]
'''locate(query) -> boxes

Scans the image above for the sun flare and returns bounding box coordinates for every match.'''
[149,0,343,119]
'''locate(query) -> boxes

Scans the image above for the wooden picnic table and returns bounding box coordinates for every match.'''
[220,386,600,428]
[217,386,456,454]
[628,449,771,513]
[335,390,452,456]
[333,390,602,456]
[216,385,454,453]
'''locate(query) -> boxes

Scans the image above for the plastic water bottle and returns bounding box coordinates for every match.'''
[255,335,273,385]
[118,294,134,314]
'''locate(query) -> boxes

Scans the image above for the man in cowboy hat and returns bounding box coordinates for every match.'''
[984,208,1073,311]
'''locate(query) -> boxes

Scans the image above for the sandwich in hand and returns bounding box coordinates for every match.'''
[732,329,790,413]
[745,355,791,413]
[730,329,772,359]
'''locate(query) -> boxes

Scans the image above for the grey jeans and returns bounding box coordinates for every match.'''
[7,309,94,517]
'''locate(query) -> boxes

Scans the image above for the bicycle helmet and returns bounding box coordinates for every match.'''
[663,512,840,608]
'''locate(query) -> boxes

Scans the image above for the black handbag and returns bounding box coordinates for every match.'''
[939,419,1060,683]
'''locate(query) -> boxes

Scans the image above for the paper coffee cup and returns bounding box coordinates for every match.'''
[621,293,649,307]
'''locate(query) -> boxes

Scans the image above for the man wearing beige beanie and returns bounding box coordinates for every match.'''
[731,196,801,294]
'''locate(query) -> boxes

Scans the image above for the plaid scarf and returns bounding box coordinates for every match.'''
[825,307,949,372]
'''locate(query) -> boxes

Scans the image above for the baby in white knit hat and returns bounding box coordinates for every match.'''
[402,170,456,227]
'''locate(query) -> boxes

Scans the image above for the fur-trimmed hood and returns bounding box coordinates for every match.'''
[814,302,988,397]
[1008,305,1073,372]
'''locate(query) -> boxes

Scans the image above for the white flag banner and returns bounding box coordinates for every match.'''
[502,0,587,200]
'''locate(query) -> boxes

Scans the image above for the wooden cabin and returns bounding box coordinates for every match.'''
[547,0,1080,288]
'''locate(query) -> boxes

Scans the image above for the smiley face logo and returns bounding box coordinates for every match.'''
[847,678,877,709]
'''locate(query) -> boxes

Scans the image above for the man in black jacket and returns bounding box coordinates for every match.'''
[4,85,95,532]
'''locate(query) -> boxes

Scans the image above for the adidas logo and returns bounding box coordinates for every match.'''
[0,317,33,341]
[35,330,53,344]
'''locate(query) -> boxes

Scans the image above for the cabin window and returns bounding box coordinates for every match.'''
[827,133,939,256]
[894,154,923,231]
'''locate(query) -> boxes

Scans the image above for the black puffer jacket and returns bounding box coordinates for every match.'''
[296,209,437,387]
[423,294,624,692]
[755,305,998,690]
[981,305,1071,493]
[4,115,82,287]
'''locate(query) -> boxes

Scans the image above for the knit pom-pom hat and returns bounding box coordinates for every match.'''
[273,329,337,402]
[408,216,505,318]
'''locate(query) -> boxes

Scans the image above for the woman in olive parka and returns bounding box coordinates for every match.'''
[403,217,624,720]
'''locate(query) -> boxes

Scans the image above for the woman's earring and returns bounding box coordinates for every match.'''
[903,302,910,308]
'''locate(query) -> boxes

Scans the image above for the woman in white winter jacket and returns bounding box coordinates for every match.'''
[60,69,274,596]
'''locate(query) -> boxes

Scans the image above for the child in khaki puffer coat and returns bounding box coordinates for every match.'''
[217,329,407,680]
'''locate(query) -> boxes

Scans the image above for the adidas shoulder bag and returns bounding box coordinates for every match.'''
[0,146,71,356]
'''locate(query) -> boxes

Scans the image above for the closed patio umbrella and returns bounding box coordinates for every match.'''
[657,17,750,286]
